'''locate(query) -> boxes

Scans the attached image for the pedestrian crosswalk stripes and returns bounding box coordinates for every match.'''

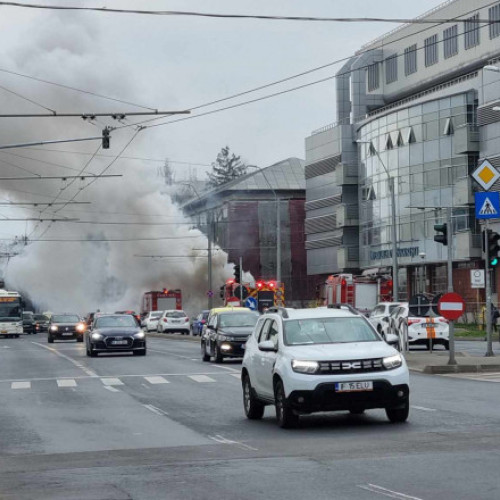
[2,373,240,391]
[144,376,169,384]
[443,372,500,382]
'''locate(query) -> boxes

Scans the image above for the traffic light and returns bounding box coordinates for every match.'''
[488,230,500,267]
[102,127,110,149]
[434,223,448,246]
[233,265,241,283]
[219,285,226,299]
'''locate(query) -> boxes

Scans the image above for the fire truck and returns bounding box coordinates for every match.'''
[221,279,285,312]
[141,289,182,316]
[322,274,393,314]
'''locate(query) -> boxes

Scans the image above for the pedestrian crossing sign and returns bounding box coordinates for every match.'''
[475,192,500,219]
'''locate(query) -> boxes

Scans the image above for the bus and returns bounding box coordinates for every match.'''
[0,288,24,338]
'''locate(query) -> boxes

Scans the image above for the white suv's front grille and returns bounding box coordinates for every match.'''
[318,358,384,375]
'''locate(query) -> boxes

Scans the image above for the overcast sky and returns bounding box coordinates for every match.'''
[0,0,443,175]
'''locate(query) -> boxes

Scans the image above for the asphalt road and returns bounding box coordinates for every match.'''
[1,333,500,500]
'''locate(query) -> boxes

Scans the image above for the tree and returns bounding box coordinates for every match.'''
[207,146,247,187]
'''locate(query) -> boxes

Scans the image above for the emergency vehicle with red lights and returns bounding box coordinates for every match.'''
[141,289,182,316]
[222,279,285,312]
[322,274,393,314]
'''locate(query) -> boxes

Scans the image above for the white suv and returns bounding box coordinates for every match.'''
[241,306,409,428]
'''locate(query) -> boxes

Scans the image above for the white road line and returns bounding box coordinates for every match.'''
[143,404,169,416]
[411,405,437,412]
[32,342,97,377]
[230,373,241,379]
[3,346,10,349]
[208,434,258,451]
[11,381,30,389]
[189,375,216,383]
[103,385,120,393]
[358,484,423,500]
[144,376,169,384]
[210,364,241,373]
[57,379,77,388]
[101,378,124,386]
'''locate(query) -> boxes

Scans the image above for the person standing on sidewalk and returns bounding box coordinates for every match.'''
[491,303,499,334]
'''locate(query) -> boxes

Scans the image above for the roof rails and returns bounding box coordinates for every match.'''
[264,307,290,318]
[327,303,361,315]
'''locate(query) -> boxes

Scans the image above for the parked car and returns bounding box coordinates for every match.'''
[142,311,163,332]
[241,306,409,428]
[85,314,146,357]
[191,310,209,336]
[201,308,260,362]
[391,303,449,350]
[368,302,402,337]
[22,311,35,334]
[48,314,86,343]
[157,310,190,334]
[33,314,50,333]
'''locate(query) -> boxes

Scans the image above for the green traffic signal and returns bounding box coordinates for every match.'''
[486,230,500,268]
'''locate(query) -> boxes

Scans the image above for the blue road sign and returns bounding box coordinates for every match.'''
[475,192,500,219]
[245,296,257,310]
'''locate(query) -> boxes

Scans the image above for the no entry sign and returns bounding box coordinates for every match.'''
[438,292,465,321]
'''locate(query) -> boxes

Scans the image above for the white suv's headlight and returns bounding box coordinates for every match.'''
[291,360,319,374]
[383,354,402,370]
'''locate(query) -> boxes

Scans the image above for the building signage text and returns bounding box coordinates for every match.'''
[370,246,420,260]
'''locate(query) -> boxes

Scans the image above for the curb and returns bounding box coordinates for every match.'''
[408,364,500,374]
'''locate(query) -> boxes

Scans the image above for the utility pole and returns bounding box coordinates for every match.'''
[208,211,213,310]
[485,221,494,356]
[447,208,457,365]
[239,256,243,302]
[276,198,281,285]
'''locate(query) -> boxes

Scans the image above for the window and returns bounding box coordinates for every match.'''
[443,25,458,58]
[257,319,271,342]
[443,117,454,136]
[367,62,380,91]
[404,44,417,76]
[464,14,480,49]
[267,321,279,349]
[490,3,500,39]
[385,54,398,84]
[424,34,438,67]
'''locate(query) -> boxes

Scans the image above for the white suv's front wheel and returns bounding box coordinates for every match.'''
[386,402,409,423]
[242,375,264,420]
[274,380,299,429]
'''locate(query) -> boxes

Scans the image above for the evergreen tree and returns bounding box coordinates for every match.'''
[207,146,247,187]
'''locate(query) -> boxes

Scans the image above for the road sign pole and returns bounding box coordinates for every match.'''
[485,220,495,357]
[239,256,243,303]
[447,208,456,365]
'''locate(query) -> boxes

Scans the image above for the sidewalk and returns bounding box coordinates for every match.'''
[405,350,500,374]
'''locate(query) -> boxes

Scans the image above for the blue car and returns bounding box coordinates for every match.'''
[191,310,209,336]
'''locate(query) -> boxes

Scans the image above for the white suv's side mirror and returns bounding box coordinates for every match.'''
[258,340,277,352]
[385,333,399,346]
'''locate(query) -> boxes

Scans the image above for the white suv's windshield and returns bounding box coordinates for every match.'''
[284,317,379,345]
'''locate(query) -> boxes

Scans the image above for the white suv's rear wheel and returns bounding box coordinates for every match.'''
[274,380,299,429]
[242,375,264,420]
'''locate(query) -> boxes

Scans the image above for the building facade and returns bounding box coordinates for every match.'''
[182,158,315,304]
[305,0,500,307]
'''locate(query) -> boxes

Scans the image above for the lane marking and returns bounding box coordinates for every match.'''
[57,379,77,388]
[11,381,30,389]
[208,434,258,451]
[101,378,124,386]
[358,484,423,500]
[103,385,120,393]
[31,342,97,377]
[144,376,169,384]
[3,346,10,349]
[189,375,216,383]
[230,373,241,379]
[143,404,169,416]
[411,405,437,412]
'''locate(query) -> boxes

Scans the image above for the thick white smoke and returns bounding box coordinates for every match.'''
[0,10,232,317]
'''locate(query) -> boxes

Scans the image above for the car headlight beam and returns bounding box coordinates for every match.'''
[91,332,103,340]
[291,360,319,374]
[49,325,58,332]
[382,354,403,370]
[134,331,145,339]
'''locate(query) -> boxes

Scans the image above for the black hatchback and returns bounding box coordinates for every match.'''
[48,314,86,343]
[85,314,146,357]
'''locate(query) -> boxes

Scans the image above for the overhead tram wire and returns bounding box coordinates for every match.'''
[0,2,495,25]
[0,83,55,114]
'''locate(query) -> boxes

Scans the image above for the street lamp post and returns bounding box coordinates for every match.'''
[246,166,281,285]
[357,141,399,301]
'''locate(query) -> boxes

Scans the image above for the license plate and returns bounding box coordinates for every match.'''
[1,330,7,334]
[62,332,74,336]
[422,323,435,328]
[112,340,128,345]
[335,381,373,392]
